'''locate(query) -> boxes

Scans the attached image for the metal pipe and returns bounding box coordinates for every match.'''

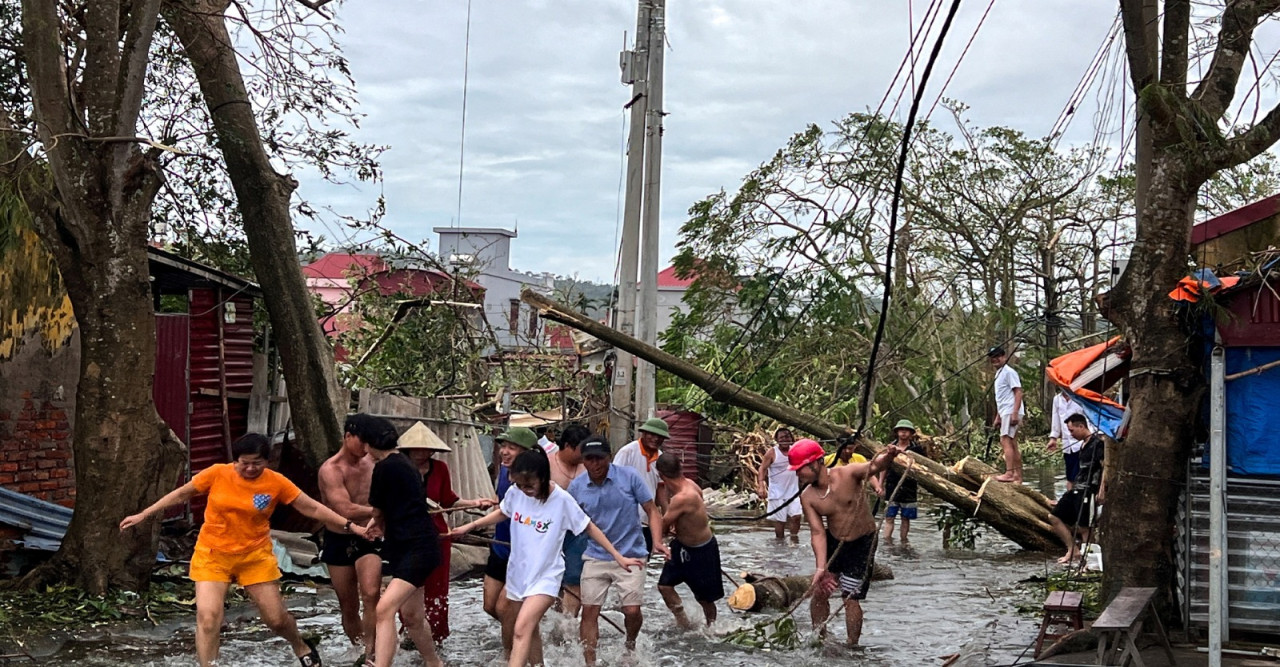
[1208,344,1227,666]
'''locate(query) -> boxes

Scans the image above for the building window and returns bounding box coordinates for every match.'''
[509,299,520,334]
[528,310,539,341]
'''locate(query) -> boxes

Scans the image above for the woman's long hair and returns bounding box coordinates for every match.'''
[510,447,552,500]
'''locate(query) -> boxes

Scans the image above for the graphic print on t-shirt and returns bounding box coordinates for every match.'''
[253,493,272,511]
[511,511,554,533]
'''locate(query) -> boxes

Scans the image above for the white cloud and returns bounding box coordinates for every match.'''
[292,0,1120,282]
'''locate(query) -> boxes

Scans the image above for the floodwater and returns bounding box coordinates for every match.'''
[47,470,1068,666]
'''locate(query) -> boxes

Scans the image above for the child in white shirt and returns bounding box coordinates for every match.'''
[452,448,644,667]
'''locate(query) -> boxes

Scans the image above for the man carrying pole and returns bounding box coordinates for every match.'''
[792,438,904,645]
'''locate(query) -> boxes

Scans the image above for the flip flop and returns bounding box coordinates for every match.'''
[299,637,324,667]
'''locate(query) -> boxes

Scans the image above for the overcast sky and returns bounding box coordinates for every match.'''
[298,0,1122,282]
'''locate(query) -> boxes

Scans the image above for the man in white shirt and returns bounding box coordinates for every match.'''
[988,346,1024,483]
[612,417,669,553]
[1048,390,1089,491]
[537,426,559,455]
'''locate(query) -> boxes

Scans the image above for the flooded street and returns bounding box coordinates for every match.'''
[49,472,1066,666]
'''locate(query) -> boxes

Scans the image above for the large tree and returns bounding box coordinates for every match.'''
[7,0,188,591]
[1105,0,1280,599]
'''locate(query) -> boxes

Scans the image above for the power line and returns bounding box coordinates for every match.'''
[853,0,967,439]
[454,0,474,228]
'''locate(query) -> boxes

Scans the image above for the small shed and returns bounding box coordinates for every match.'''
[1176,263,1280,639]
[657,409,713,485]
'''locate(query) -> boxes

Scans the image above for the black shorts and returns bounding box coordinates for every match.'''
[657,536,725,603]
[383,537,439,588]
[484,548,509,584]
[643,528,654,554]
[825,530,875,601]
[319,530,381,567]
[1052,489,1097,528]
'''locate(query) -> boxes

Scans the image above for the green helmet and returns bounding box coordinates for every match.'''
[495,426,538,450]
[893,419,917,433]
[637,417,670,439]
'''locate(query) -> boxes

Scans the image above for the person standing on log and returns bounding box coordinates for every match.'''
[757,427,802,540]
[654,452,723,628]
[550,424,591,617]
[613,417,669,552]
[988,346,1025,483]
[1049,414,1106,565]
[120,433,367,667]
[400,421,497,644]
[1048,389,1089,491]
[364,417,445,667]
[879,420,924,542]
[570,437,669,665]
[317,413,382,662]
[792,437,904,646]
[483,427,538,659]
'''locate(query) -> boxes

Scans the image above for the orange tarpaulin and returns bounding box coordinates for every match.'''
[1168,275,1240,302]
[1046,337,1128,409]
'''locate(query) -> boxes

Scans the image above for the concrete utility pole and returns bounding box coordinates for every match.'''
[611,0,652,447]
[634,0,665,423]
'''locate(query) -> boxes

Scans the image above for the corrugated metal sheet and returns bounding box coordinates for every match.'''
[188,289,255,521]
[1218,284,1280,347]
[657,410,711,485]
[153,314,190,445]
[0,485,72,551]
[1177,466,1280,636]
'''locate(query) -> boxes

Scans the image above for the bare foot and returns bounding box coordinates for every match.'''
[993,473,1015,482]
[1057,553,1077,565]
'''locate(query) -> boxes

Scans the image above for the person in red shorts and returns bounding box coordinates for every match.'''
[121,433,366,667]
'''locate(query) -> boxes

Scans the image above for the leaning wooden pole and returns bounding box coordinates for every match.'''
[522,289,1059,551]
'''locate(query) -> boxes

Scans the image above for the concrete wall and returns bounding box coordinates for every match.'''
[436,227,553,350]
[0,329,79,505]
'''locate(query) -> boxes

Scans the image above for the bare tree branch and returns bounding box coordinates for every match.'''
[1190,0,1280,121]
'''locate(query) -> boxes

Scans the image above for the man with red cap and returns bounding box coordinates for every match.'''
[791,436,904,646]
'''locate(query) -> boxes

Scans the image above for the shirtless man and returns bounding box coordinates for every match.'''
[317,413,383,661]
[791,437,904,645]
[654,453,723,628]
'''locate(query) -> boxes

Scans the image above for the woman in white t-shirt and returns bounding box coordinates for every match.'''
[452,448,644,667]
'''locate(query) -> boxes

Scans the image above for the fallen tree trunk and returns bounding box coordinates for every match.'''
[727,567,895,612]
[950,456,1055,511]
[522,290,1059,551]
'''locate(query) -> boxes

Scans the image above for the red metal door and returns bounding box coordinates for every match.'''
[153,314,190,446]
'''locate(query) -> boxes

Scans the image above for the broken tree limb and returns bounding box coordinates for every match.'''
[522,289,1059,551]
[728,568,895,612]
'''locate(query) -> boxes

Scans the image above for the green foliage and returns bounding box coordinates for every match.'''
[724,614,801,650]
[932,505,983,550]
[0,580,223,634]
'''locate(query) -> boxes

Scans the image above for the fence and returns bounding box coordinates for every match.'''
[1177,463,1280,636]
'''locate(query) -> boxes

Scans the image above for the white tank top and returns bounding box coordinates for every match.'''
[767,445,799,499]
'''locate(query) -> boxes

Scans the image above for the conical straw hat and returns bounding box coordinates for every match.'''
[397,422,451,452]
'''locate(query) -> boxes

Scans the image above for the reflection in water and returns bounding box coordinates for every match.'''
[52,467,1066,665]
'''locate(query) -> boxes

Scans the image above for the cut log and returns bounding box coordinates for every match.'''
[950,456,1054,511]
[728,565,895,612]
[522,290,1060,551]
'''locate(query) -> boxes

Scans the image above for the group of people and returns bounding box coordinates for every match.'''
[117,361,1108,667]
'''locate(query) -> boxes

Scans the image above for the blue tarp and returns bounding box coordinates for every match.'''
[1203,346,1280,476]
[1065,388,1127,440]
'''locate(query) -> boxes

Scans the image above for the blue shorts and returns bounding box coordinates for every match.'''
[1063,451,1081,483]
[562,531,590,586]
[885,502,917,520]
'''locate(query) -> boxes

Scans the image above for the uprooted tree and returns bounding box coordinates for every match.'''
[1103,0,1280,601]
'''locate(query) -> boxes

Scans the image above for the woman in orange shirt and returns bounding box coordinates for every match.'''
[122,434,366,667]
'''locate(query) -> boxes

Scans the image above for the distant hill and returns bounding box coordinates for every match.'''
[553,277,614,320]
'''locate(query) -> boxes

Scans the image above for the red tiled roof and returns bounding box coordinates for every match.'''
[1192,194,1280,244]
[302,253,385,279]
[657,265,695,289]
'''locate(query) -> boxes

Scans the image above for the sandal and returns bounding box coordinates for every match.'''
[299,637,324,667]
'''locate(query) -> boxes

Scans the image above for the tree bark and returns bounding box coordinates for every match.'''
[522,289,1060,551]
[163,0,344,467]
[728,568,895,612]
[12,0,187,593]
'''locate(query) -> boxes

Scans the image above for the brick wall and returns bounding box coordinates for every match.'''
[0,391,76,506]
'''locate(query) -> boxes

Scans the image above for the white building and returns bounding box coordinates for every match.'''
[435,227,555,350]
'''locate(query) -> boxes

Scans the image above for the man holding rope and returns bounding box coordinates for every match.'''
[792,437,904,646]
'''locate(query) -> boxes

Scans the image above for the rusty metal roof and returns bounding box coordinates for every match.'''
[0,486,72,552]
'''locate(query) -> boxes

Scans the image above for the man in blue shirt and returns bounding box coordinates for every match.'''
[569,438,668,666]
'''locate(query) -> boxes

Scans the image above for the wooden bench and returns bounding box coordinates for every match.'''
[1092,587,1176,666]
[1035,590,1084,658]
